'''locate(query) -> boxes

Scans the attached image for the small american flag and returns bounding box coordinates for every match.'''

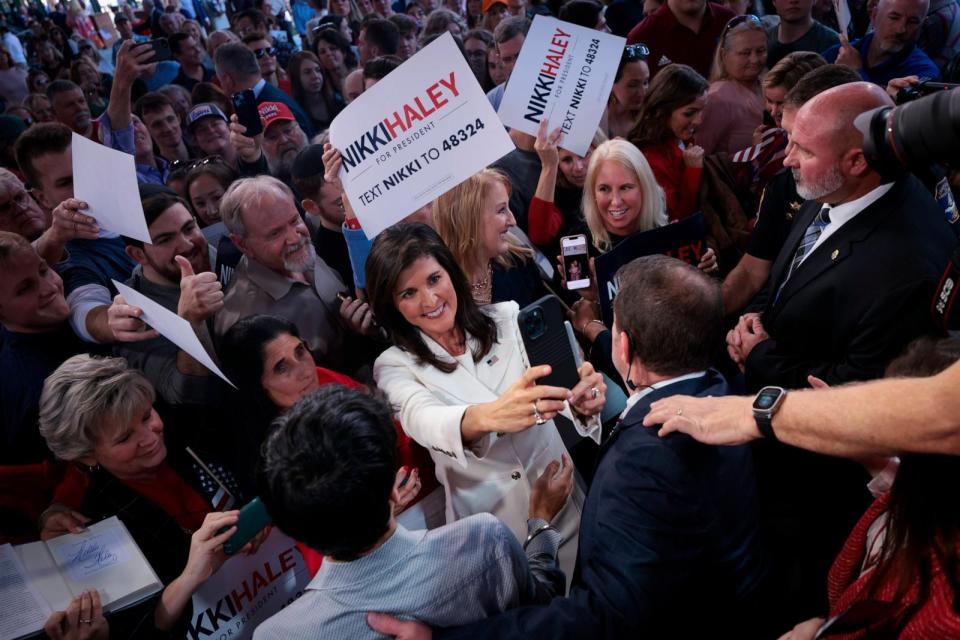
[486,355,499,366]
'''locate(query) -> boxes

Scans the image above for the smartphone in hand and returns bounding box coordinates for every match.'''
[222,497,271,555]
[560,235,590,290]
[231,89,263,137]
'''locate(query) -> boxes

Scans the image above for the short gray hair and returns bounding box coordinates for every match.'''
[38,355,156,461]
[220,175,296,238]
[214,42,260,82]
[494,16,530,45]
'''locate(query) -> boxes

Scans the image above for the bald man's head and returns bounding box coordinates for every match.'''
[872,0,928,56]
[784,82,892,203]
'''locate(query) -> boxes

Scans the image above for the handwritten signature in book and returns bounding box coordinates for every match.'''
[66,537,120,573]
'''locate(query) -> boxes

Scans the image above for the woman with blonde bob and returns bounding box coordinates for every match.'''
[432,168,546,307]
[695,14,768,155]
[581,139,668,254]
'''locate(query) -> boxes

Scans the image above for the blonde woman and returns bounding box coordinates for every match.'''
[432,168,546,307]
[695,14,768,155]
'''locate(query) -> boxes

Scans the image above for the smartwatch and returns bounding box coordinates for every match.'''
[752,386,787,441]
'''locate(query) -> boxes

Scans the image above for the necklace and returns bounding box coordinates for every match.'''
[471,263,493,305]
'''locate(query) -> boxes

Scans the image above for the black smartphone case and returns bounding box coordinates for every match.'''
[518,295,580,389]
[232,89,263,137]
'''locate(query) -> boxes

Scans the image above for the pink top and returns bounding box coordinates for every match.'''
[696,80,764,157]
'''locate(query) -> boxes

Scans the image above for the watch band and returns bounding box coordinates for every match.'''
[754,413,778,441]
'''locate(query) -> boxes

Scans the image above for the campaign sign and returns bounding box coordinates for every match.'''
[185,529,310,640]
[329,32,514,238]
[595,214,708,324]
[497,15,625,156]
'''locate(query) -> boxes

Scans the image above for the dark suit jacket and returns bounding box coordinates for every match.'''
[256,81,317,138]
[437,370,770,639]
[746,175,955,391]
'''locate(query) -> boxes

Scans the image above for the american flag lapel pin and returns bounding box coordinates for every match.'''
[487,355,499,366]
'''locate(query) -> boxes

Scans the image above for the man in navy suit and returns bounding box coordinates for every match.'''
[367,255,771,639]
[213,43,317,139]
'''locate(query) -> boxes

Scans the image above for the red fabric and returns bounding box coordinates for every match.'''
[640,140,702,221]
[0,461,67,543]
[279,78,294,98]
[626,2,735,78]
[123,463,210,532]
[528,197,564,246]
[826,492,960,638]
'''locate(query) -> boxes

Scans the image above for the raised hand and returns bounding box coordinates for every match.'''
[175,255,223,324]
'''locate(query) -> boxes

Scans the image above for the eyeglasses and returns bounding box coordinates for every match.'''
[720,14,761,42]
[624,43,649,61]
[253,47,278,59]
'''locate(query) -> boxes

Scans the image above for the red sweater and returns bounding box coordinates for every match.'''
[826,491,960,638]
[640,140,702,222]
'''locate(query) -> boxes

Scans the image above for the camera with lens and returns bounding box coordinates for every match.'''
[896,80,960,104]
[854,86,960,331]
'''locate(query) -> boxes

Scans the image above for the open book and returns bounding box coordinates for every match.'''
[0,516,162,640]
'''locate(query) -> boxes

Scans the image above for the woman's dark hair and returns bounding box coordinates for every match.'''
[629,63,708,148]
[365,222,497,374]
[313,24,358,69]
[184,159,237,222]
[220,315,302,422]
[287,50,343,126]
[861,336,960,634]
[257,385,397,560]
[558,0,603,29]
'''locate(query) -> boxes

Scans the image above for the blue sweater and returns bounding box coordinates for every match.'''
[822,33,940,87]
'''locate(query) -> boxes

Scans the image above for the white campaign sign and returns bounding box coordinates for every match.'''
[329,32,514,238]
[185,530,310,640]
[497,15,625,156]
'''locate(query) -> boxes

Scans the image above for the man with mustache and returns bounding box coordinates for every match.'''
[823,0,939,86]
[230,102,309,187]
[109,186,224,406]
[214,175,374,377]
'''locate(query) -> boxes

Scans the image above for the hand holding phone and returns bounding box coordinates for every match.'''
[134,38,172,64]
[221,497,272,555]
[232,89,263,137]
[518,295,581,389]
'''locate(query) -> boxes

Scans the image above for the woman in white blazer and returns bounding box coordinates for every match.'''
[367,223,607,579]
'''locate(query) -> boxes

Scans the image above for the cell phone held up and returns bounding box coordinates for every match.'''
[221,497,272,556]
[518,295,582,390]
[232,89,263,137]
[134,38,172,64]
[560,234,590,290]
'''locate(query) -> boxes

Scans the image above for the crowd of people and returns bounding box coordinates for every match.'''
[0,0,958,637]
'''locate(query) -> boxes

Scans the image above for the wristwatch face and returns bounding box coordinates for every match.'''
[753,386,784,412]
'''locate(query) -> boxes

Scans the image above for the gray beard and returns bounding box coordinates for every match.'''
[792,165,845,201]
[283,239,316,273]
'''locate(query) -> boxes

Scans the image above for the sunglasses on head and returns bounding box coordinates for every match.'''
[721,14,761,41]
[624,43,649,61]
[254,47,278,59]
[170,155,224,173]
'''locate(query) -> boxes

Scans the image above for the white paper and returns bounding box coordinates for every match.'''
[16,541,74,613]
[833,0,851,34]
[50,529,128,583]
[497,15,625,156]
[44,517,161,612]
[112,280,235,387]
[329,33,515,238]
[0,543,53,640]
[72,132,152,244]
[186,530,310,640]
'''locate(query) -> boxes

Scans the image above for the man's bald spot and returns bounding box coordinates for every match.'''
[797,82,893,154]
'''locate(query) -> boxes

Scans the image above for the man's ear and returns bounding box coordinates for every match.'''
[124,244,148,266]
[301,198,320,216]
[844,147,872,178]
[229,232,250,256]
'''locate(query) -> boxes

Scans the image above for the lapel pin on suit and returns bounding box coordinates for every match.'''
[486,355,499,366]
[831,249,839,261]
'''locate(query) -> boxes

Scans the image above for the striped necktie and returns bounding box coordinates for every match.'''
[776,207,830,303]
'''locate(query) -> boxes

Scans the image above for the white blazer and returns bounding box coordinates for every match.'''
[374,301,600,579]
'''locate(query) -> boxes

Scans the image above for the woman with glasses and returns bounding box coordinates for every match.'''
[603,43,651,139]
[288,50,344,132]
[695,14,768,156]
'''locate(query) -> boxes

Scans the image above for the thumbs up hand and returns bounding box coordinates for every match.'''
[176,255,224,324]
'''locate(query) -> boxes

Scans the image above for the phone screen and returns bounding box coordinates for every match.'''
[561,235,590,290]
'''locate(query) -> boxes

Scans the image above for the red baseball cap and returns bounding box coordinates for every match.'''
[482,0,507,12]
[258,101,296,132]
